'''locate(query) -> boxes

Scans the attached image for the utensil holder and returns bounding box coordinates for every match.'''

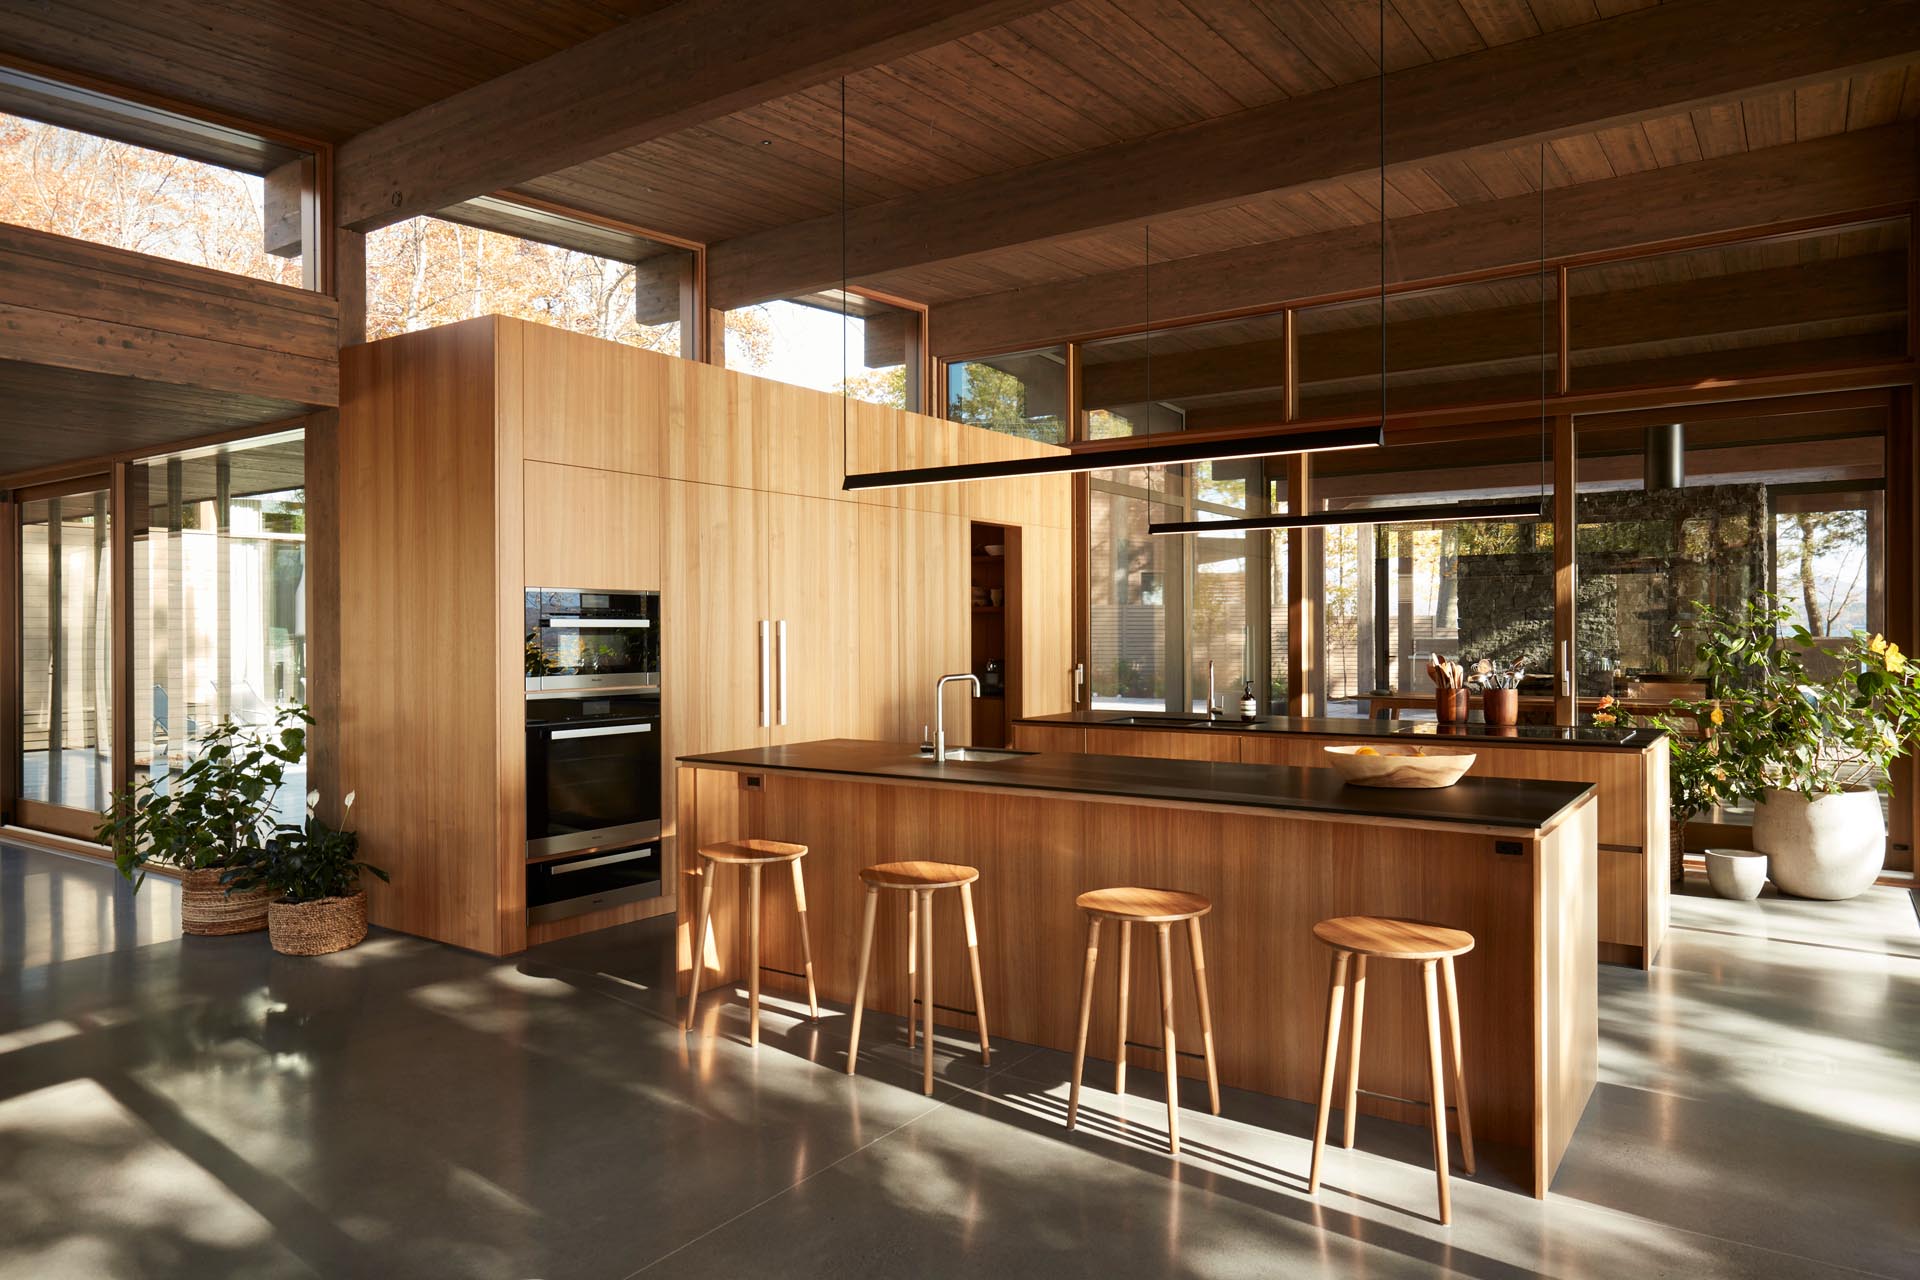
[1481,688,1518,726]
[1435,686,1467,722]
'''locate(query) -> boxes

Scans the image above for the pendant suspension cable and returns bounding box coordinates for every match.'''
[840,76,849,480]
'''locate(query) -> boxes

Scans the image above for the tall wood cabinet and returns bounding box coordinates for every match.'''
[337,315,1072,955]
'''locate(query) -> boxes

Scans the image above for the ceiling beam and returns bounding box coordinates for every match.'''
[930,125,1917,358]
[708,0,1920,311]
[1079,253,1905,406]
[333,0,1053,233]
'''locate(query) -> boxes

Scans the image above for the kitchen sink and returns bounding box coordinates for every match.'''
[933,747,1033,763]
[1101,715,1238,728]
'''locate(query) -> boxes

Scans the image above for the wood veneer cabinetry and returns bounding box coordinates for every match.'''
[1013,720,1669,968]
[338,316,1072,955]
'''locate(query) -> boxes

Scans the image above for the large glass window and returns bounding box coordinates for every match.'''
[724,291,920,410]
[1310,429,1553,718]
[1297,276,1557,421]
[133,433,307,823]
[1568,219,1908,390]
[18,487,113,813]
[365,213,687,355]
[0,111,306,286]
[946,347,1068,443]
[1573,413,1886,701]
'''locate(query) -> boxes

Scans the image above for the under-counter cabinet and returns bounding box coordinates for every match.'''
[337,315,1073,955]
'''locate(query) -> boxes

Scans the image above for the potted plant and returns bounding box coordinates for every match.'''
[1656,701,1740,887]
[1667,596,1920,899]
[98,705,311,935]
[225,791,388,956]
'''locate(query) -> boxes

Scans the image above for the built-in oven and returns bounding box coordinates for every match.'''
[525,690,662,859]
[525,588,659,695]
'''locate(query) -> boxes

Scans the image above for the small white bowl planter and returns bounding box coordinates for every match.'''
[1703,848,1768,901]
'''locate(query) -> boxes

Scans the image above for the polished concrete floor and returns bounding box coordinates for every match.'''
[2,839,1915,1280]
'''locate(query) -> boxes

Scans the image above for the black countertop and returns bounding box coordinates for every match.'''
[679,739,1595,833]
[1015,709,1662,751]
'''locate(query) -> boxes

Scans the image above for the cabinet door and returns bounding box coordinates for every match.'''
[895,508,973,746]
[662,479,769,766]
[767,493,865,743]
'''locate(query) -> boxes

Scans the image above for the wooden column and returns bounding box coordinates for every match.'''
[334,228,366,346]
[1552,414,1578,726]
[0,499,16,823]
[109,462,134,810]
[1287,454,1318,716]
[1067,341,1089,707]
[1888,387,1917,872]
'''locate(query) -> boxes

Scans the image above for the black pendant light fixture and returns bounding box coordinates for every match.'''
[837,93,1384,490]
[1147,0,1547,537]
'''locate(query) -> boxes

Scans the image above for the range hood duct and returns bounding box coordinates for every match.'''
[1645,423,1684,491]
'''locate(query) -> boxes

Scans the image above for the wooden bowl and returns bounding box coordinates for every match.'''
[1322,744,1476,789]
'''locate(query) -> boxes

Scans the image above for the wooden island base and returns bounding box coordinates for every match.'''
[677,751,1598,1197]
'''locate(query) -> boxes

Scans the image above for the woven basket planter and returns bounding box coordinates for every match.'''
[179,868,271,936]
[267,892,368,956]
[1670,816,1689,886]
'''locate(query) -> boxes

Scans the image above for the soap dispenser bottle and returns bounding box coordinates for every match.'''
[1239,681,1259,721]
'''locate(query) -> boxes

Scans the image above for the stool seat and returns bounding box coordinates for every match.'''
[699,838,808,865]
[1076,886,1211,923]
[859,860,979,890]
[1312,915,1473,961]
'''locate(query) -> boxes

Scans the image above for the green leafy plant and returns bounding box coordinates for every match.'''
[224,791,388,904]
[1659,594,1920,804]
[99,705,311,889]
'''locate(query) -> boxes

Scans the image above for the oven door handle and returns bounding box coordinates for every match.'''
[551,723,654,740]
[544,617,651,628]
[549,847,654,874]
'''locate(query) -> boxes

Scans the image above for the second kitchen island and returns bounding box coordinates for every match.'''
[677,740,1598,1196]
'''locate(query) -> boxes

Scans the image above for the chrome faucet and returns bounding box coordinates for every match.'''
[934,673,981,760]
[1206,660,1224,720]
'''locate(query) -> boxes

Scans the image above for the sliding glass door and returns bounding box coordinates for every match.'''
[16,480,113,837]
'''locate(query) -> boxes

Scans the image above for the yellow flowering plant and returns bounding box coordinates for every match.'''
[1661,595,1920,805]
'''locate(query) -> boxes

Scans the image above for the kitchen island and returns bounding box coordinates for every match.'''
[1015,710,1669,968]
[676,740,1598,1196]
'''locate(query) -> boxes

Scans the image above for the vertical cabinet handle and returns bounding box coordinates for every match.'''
[777,619,789,726]
[759,620,771,727]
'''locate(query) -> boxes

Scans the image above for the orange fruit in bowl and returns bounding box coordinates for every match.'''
[1354,746,1379,756]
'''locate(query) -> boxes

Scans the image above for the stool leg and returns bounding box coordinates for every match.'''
[1342,954,1368,1148]
[1421,959,1452,1225]
[920,889,936,1096]
[1113,920,1131,1099]
[959,881,990,1066]
[682,859,716,1033]
[1308,949,1352,1194]
[1155,922,1179,1155]
[747,864,763,1047]
[1067,914,1102,1129]
[791,859,819,1021]
[1442,954,1476,1175]
[846,885,879,1074]
[1187,917,1220,1117]
[906,891,919,1049]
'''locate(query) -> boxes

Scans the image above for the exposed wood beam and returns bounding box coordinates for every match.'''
[710,0,1920,311]
[931,125,1917,358]
[1080,253,1904,406]
[333,0,1054,232]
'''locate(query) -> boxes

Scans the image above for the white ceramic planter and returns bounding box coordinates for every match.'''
[1751,788,1885,900]
[1703,849,1768,901]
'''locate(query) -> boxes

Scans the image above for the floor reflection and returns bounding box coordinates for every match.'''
[0,836,1914,1280]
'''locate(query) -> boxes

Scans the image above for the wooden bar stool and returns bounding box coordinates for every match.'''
[682,839,818,1047]
[846,861,991,1096]
[1308,915,1476,1225]
[1067,887,1219,1155]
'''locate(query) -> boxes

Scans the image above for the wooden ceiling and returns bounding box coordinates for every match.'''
[5,0,1919,368]
[0,0,672,140]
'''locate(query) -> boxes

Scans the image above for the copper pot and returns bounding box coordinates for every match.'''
[1482,687,1519,726]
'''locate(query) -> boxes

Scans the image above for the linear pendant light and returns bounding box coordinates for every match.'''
[842,424,1383,491]
[1147,0,1548,539]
